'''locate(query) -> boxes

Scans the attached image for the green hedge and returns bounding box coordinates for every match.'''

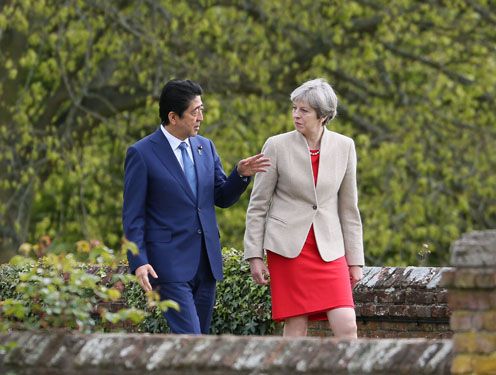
[212,247,276,335]
[0,253,154,332]
[122,247,277,335]
[0,247,276,335]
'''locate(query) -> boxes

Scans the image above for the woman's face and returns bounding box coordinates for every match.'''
[292,100,325,136]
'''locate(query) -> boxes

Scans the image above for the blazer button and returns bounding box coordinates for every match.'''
[312,205,317,210]
[197,229,203,235]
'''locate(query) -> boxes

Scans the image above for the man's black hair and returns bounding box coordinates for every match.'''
[159,79,203,125]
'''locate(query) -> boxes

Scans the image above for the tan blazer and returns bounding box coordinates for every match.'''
[243,128,364,266]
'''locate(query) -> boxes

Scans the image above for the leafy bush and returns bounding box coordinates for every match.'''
[211,247,277,335]
[123,247,278,335]
[0,240,177,333]
[0,243,277,335]
[112,247,277,335]
[122,278,169,333]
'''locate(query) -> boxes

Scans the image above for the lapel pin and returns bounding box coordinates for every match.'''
[197,145,203,155]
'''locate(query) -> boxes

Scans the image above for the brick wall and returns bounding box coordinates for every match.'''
[2,230,495,374]
[311,266,452,338]
[440,230,496,374]
[90,265,453,338]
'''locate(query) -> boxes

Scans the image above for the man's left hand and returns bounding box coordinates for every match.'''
[237,153,271,177]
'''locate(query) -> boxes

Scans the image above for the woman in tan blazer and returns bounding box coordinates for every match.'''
[244,78,364,338]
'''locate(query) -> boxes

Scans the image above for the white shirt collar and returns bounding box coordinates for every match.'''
[160,124,191,150]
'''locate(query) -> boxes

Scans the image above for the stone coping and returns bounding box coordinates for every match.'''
[0,331,452,374]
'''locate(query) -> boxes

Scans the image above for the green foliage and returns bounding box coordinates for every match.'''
[121,277,170,333]
[0,1,495,266]
[106,246,277,335]
[211,247,276,335]
[0,245,276,335]
[0,241,176,332]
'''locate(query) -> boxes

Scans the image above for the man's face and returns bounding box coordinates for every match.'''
[169,95,204,140]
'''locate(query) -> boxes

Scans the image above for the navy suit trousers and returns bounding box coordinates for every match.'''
[155,240,216,334]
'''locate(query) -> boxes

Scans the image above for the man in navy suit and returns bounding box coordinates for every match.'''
[123,79,270,334]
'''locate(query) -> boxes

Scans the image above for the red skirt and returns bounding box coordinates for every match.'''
[266,226,354,321]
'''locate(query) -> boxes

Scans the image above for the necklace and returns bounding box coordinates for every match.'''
[309,149,320,156]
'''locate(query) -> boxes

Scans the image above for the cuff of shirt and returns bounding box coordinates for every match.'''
[237,167,249,182]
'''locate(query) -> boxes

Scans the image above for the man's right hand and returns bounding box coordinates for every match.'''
[135,264,158,292]
[249,258,270,285]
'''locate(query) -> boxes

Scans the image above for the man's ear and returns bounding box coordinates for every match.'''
[168,111,176,125]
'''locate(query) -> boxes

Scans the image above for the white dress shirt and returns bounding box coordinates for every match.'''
[160,125,195,171]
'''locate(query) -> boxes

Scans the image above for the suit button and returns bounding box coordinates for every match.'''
[312,205,317,210]
[197,229,203,235]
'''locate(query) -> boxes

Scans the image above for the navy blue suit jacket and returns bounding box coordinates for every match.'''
[123,129,250,282]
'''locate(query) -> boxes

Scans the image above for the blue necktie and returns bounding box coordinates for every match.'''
[179,142,197,197]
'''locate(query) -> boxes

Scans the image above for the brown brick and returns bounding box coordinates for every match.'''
[423,292,437,304]
[413,323,439,332]
[451,354,473,374]
[360,321,379,331]
[453,332,477,353]
[309,321,327,329]
[474,332,496,354]
[482,310,496,331]
[471,312,485,331]
[491,291,496,308]
[432,305,450,318]
[451,311,475,331]
[373,290,394,303]
[448,290,492,311]
[453,332,496,354]
[475,272,496,288]
[417,323,436,332]
[392,289,406,303]
[380,331,406,338]
[308,328,332,338]
[436,291,449,303]
[404,304,417,317]
[440,269,456,287]
[353,289,376,302]
[405,289,435,304]
[356,328,379,338]
[357,303,376,316]
[473,353,496,373]
[415,305,432,318]
[436,330,454,339]
[404,288,416,304]
[311,321,330,335]
[375,304,389,316]
[383,321,410,331]
[453,269,478,288]
[388,305,407,317]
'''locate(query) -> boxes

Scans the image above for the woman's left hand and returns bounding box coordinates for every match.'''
[349,266,363,288]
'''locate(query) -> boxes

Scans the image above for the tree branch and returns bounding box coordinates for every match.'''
[383,42,475,85]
